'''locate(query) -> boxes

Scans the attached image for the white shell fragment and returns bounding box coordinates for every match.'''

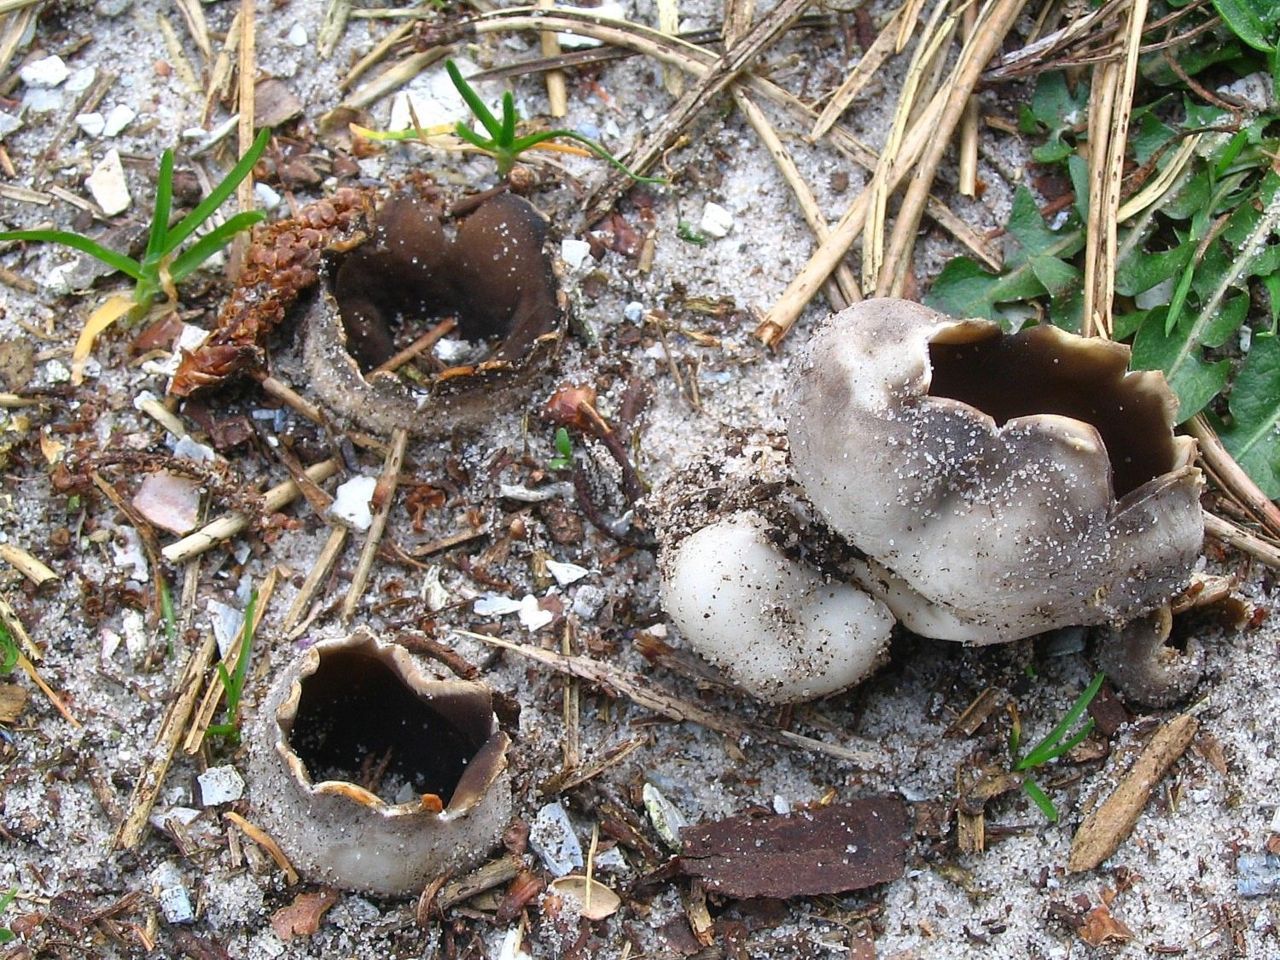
[132,471,201,535]
[699,201,734,239]
[329,475,376,531]
[642,782,687,852]
[529,801,584,877]
[20,55,68,88]
[152,862,195,924]
[661,511,894,703]
[196,765,246,806]
[85,149,131,216]
[789,299,1204,644]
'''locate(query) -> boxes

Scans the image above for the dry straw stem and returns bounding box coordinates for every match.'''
[234,0,257,275]
[875,0,1031,298]
[582,0,813,225]
[343,49,448,111]
[467,8,1000,273]
[1203,511,1280,570]
[0,544,56,587]
[162,458,340,564]
[0,6,38,78]
[153,13,201,94]
[657,0,683,96]
[224,811,300,884]
[1082,0,1148,338]
[342,427,409,622]
[339,20,415,92]
[537,0,569,116]
[280,525,349,635]
[14,651,78,726]
[2,590,45,658]
[984,0,1129,81]
[460,629,885,766]
[204,9,241,121]
[732,87,859,309]
[864,0,959,293]
[560,618,582,772]
[958,4,979,197]
[1189,416,1280,540]
[318,0,353,60]
[1069,712,1197,872]
[173,0,213,62]
[135,395,189,438]
[810,5,904,141]
[182,567,278,753]
[722,0,754,46]
[114,630,219,849]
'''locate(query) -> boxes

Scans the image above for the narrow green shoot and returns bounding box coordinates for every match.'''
[0,619,17,676]
[206,590,258,743]
[1011,671,1106,822]
[159,578,177,655]
[445,60,664,183]
[547,426,573,470]
[0,887,17,945]
[0,127,271,312]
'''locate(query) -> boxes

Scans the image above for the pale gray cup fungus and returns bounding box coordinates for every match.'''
[789,299,1204,645]
[246,629,511,896]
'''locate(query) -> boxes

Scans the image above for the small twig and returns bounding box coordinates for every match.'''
[1203,511,1280,570]
[1069,712,1197,872]
[15,652,79,727]
[114,631,218,849]
[0,544,56,587]
[343,49,448,111]
[1189,416,1280,539]
[136,396,189,439]
[0,595,40,660]
[459,629,884,766]
[537,0,568,115]
[339,20,414,92]
[318,0,353,59]
[810,5,902,141]
[162,459,340,564]
[342,429,409,621]
[224,811,299,884]
[409,525,490,557]
[370,317,458,375]
[958,3,979,197]
[232,0,257,277]
[281,526,349,634]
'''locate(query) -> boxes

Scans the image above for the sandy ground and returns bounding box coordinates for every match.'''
[0,0,1278,957]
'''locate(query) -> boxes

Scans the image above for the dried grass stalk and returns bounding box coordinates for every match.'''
[810,5,903,141]
[342,428,409,622]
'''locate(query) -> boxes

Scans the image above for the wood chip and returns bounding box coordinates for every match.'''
[677,797,910,898]
[269,889,340,941]
[0,680,27,723]
[0,544,56,587]
[1068,713,1198,872]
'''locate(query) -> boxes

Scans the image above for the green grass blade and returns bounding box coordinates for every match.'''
[454,121,496,152]
[512,129,667,184]
[447,59,503,139]
[1022,778,1059,822]
[145,149,175,261]
[500,92,517,146]
[0,619,17,675]
[1015,672,1105,771]
[165,127,270,254]
[0,229,144,280]
[168,211,265,282]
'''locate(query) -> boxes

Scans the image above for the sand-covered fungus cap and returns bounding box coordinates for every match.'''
[304,191,563,436]
[789,299,1204,645]
[651,433,894,704]
[246,629,511,897]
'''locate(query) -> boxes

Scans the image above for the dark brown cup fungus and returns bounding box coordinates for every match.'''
[246,630,511,896]
[304,191,564,436]
[789,299,1204,645]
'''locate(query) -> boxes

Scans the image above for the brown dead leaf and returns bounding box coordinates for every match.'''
[676,797,910,899]
[1077,902,1134,947]
[254,78,303,128]
[269,889,340,941]
[0,682,28,723]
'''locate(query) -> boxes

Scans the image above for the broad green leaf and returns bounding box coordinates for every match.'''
[1203,293,1250,348]
[1213,0,1277,53]
[1068,154,1089,222]
[1132,310,1231,420]
[1220,332,1280,497]
[1116,240,1192,296]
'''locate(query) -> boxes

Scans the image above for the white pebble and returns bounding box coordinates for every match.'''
[196,766,246,806]
[20,55,69,88]
[329,475,377,531]
[75,112,105,138]
[65,66,96,93]
[86,149,131,216]
[286,23,308,46]
[545,559,590,586]
[474,594,523,616]
[152,863,195,924]
[23,88,63,114]
[529,801,583,876]
[102,104,136,137]
[560,237,592,270]
[254,181,282,210]
[699,201,734,239]
[517,594,553,631]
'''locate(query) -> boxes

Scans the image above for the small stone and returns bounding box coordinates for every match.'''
[529,801,583,877]
[254,182,282,210]
[623,301,644,323]
[517,594,553,631]
[560,237,592,270]
[132,471,202,535]
[20,55,69,88]
[75,112,105,138]
[102,104,136,137]
[65,66,96,93]
[474,594,523,617]
[196,765,246,806]
[148,806,201,832]
[207,599,245,659]
[121,608,148,659]
[172,435,215,463]
[23,88,63,114]
[152,862,195,924]
[329,475,376,531]
[86,149,131,216]
[286,23,308,46]
[699,201,734,239]
[0,112,22,141]
[111,525,148,581]
[545,559,589,586]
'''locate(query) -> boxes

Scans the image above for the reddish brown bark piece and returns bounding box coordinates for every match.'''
[676,797,910,899]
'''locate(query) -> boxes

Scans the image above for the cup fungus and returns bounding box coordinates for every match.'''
[653,434,895,704]
[789,299,1204,645]
[304,191,564,436]
[246,630,511,897]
